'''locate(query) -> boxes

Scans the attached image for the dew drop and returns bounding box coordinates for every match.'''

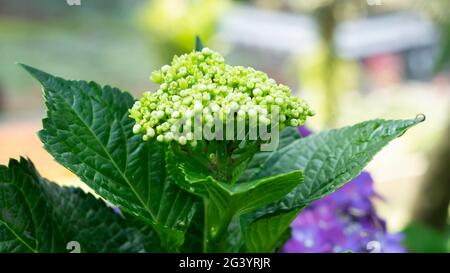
[415,113,426,123]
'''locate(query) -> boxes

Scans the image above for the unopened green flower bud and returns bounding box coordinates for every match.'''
[248,109,257,118]
[171,111,180,118]
[150,71,163,84]
[129,47,314,144]
[252,88,262,97]
[178,78,188,89]
[186,132,194,141]
[146,128,155,137]
[133,124,142,134]
[178,136,187,145]
[164,132,174,142]
[156,135,164,142]
[275,97,284,105]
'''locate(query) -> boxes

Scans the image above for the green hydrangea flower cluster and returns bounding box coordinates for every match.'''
[129,48,314,145]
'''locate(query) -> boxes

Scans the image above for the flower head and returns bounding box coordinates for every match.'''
[129,48,314,145]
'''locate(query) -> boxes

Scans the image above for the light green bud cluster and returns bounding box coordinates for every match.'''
[129,48,314,144]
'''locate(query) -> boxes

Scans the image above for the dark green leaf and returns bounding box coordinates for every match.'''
[21,64,196,251]
[0,157,161,253]
[241,118,422,252]
[248,118,423,208]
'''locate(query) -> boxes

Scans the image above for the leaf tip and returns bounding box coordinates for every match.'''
[17,62,35,73]
[195,35,204,52]
[17,63,53,86]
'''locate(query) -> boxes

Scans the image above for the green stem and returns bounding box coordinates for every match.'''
[202,140,260,251]
[215,140,232,183]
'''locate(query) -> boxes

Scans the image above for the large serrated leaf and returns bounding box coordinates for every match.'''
[241,118,423,252]
[250,118,423,208]
[21,64,196,251]
[0,158,161,253]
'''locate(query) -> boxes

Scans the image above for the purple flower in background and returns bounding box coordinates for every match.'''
[298,126,312,138]
[112,206,125,218]
[283,127,405,253]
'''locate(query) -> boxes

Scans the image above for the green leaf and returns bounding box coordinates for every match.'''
[180,200,245,253]
[195,35,204,51]
[237,128,303,253]
[0,157,161,253]
[241,118,423,252]
[21,64,197,251]
[167,146,302,251]
[242,208,300,253]
[403,223,449,253]
[248,118,423,208]
[239,127,301,182]
[167,147,303,216]
[180,202,204,253]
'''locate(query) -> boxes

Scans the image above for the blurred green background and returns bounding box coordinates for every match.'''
[0,0,449,252]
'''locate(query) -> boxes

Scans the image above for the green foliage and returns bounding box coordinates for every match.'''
[138,0,228,61]
[239,117,422,252]
[245,118,422,208]
[20,64,196,251]
[403,223,450,253]
[0,59,422,252]
[0,157,160,253]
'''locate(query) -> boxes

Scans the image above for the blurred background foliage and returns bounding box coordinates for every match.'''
[0,0,449,252]
[138,0,228,63]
